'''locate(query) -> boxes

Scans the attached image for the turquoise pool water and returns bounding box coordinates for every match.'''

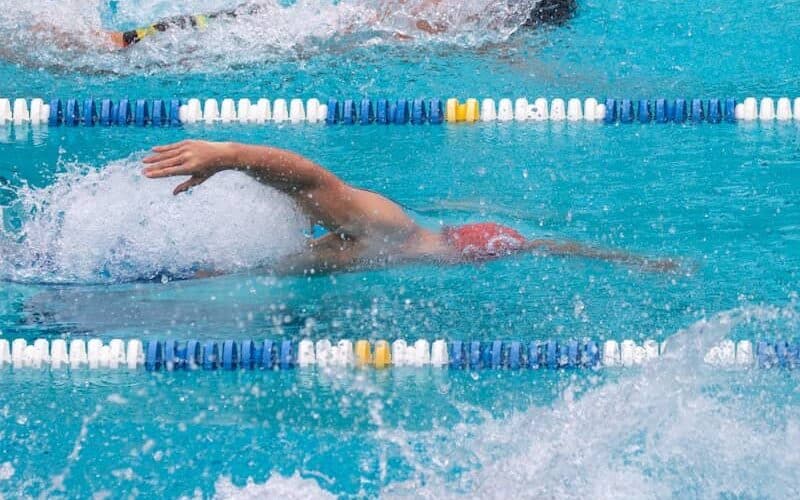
[2,0,800,497]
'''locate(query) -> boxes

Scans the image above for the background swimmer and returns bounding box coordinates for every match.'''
[142,139,677,276]
[40,0,577,50]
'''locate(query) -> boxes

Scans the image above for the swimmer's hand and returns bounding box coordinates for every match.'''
[143,140,235,195]
[640,258,682,273]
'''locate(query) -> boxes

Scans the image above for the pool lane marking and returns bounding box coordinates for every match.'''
[0,337,790,371]
[2,96,800,127]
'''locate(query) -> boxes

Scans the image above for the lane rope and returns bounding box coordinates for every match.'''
[1,96,799,127]
[0,337,791,371]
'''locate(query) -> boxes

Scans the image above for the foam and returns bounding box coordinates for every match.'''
[0,0,541,73]
[0,461,14,481]
[380,304,800,498]
[0,156,307,283]
[212,473,335,500]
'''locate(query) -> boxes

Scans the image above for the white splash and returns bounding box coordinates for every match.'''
[0,462,14,481]
[380,304,800,499]
[212,473,336,500]
[0,0,540,73]
[0,156,307,283]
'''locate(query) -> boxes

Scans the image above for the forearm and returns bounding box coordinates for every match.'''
[528,239,651,266]
[112,6,243,48]
[222,142,340,192]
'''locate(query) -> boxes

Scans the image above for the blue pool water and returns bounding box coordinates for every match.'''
[2,0,800,497]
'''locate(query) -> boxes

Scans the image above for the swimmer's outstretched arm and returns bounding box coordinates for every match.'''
[525,239,680,273]
[30,15,212,51]
[142,140,420,241]
[61,4,258,49]
[106,7,241,48]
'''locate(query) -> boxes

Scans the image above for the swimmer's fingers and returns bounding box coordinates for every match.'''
[152,140,190,153]
[143,165,193,178]
[173,174,209,195]
[142,155,186,175]
[143,147,183,164]
[641,258,685,274]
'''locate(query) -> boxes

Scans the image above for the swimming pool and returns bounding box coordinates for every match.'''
[2,0,800,497]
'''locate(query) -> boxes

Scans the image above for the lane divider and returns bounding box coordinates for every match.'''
[0,337,793,371]
[2,96,800,127]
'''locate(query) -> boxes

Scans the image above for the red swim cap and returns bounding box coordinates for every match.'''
[443,223,527,260]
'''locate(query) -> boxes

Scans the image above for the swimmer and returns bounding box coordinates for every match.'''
[42,0,576,50]
[142,140,678,275]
